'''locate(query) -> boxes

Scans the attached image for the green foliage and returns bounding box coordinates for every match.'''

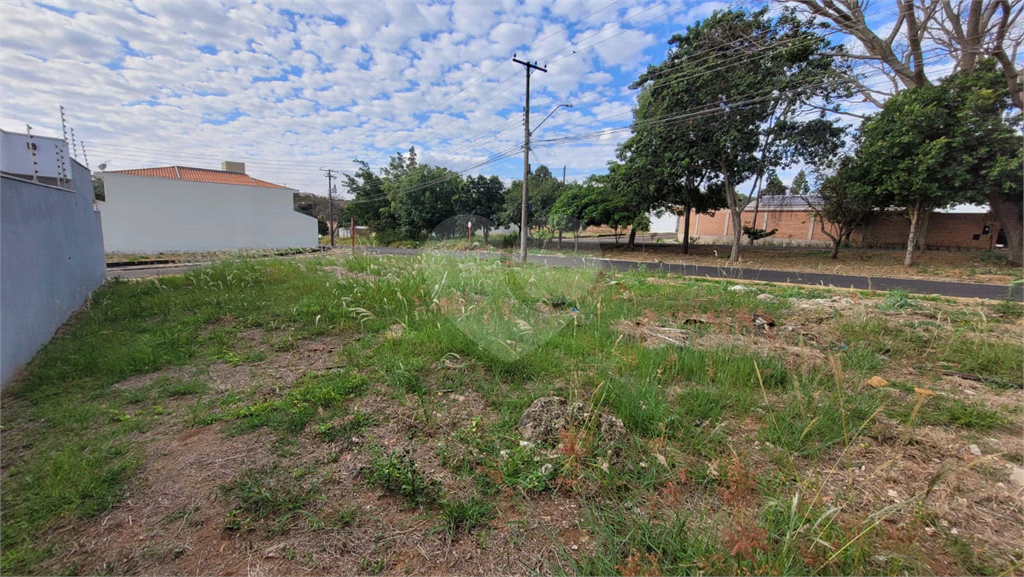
[456,175,506,238]
[629,7,848,261]
[763,173,787,196]
[852,61,1022,265]
[499,446,557,492]
[220,467,323,534]
[789,170,811,197]
[742,226,779,243]
[229,370,368,434]
[806,156,875,258]
[437,497,494,537]
[364,450,441,508]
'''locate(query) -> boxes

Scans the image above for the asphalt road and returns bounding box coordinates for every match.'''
[106,248,1023,302]
[363,246,1024,302]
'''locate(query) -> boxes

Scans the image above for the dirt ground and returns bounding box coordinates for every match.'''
[9,273,1023,576]
[593,243,1020,285]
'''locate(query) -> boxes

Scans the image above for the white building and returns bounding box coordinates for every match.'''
[0,127,76,186]
[99,162,317,253]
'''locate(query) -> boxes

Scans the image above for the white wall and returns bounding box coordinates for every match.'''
[99,174,317,253]
[2,160,106,386]
[0,129,72,179]
[649,211,679,234]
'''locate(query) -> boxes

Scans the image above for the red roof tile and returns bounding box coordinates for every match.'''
[105,166,290,189]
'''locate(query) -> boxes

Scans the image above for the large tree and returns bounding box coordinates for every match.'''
[390,164,462,239]
[853,61,1022,266]
[631,7,848,262]
[456,174,506,242]
[783,0,1023,264]
[618,88,728,254]
[343,160,393,232]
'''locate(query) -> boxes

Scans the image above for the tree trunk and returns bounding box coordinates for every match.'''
[682,208,691,255]
[830,239,841,259]
[915,210,931,250]
[573,234,579,254]
[558,230,563,250]
[627,227,638,250]
[722,173,742,263]
[990,191,1024,267]
[904,199,924,267]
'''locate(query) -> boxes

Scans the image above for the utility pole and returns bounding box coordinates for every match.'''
[562,165,566,184]
[321,168,336,246]
[513,55,546,263]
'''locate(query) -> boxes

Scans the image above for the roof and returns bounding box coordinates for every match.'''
[744,195,821,211]
[103,166,290,189]
[936,203,989,214]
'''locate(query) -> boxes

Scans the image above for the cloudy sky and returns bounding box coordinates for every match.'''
[1,0,896,196]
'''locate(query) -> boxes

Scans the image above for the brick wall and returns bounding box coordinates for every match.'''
[680,208,997,250]
[858,212,995,249]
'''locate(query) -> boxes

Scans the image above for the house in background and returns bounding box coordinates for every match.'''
[1,126,106,386]
[98,161,317,253]
[679,196,999,250]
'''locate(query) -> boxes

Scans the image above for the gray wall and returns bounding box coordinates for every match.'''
[1,160,106,386]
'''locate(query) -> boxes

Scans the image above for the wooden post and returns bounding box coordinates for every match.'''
[351,218,355,253]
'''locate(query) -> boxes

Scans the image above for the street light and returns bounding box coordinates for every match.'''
[521,103,573,263]
[531,103,573,135]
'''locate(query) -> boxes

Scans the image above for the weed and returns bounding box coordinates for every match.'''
[315,411,376,443]
[364,450,440,508]
[437,497,494,538]
[219,466,323,535]
[879,289,918,311]
[499,446,557,492]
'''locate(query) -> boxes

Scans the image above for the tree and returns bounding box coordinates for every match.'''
[390,164,461,239]
[456,175,505,242]
[501,165,565,241]
[790,170,811,196]
[852,62,1021,266]
[294,192,346,228]
[617,96,727,254]
[631,8,848,262]
[783,0,1022,109]
[802,156,875,258]
[549,183,593,253]
[781,0,1023,264]
[93,177,105,201]
[343,161,393,232]
[763,174,787,196]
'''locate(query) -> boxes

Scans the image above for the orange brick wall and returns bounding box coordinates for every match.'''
[683,209,833,244]
[856,212,995,249]
[681,209,996,249]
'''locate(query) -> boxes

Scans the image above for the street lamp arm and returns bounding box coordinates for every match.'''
[530,103,573,135]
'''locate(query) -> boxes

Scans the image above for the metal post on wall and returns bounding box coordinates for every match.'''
[26,124,39,183]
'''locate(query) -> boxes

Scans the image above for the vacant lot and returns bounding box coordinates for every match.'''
[592,243,1021,286]
[2,254,1021,576]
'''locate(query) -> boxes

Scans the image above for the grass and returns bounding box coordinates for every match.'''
[220,466,324,534]
[1,253,1021,576]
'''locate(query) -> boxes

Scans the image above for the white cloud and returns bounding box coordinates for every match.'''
[1,0,868,195]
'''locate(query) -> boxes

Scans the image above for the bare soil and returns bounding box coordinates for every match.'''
[595,244,1020,285]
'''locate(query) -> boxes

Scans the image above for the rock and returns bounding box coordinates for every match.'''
[518,397,572,445]
[756,293,776,302]
[728,285,749,292]
[1010,466,1024,489]
[867,376,888,388]
[517,396,627,447]
[969,444,982,456]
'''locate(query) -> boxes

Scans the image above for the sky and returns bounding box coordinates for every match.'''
[1,0,900,197]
